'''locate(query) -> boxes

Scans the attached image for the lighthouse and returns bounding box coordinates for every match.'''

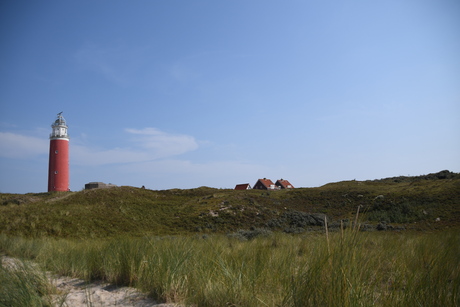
[48,112,70,192]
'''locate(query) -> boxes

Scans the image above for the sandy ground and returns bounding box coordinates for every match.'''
[49,275,180,307]
[2,256,182,307]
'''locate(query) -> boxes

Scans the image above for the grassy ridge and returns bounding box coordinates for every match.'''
[1,174,459,238]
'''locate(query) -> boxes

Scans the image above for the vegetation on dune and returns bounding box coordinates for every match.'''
[1,229,459,306]
[1,171,459,238]
[1,171,459,306]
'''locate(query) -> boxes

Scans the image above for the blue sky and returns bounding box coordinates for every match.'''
[1,0,459,193]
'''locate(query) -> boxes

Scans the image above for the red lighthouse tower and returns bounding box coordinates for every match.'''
[48,112,70,192]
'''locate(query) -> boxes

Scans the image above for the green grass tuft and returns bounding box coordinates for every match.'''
[0,257,64,307]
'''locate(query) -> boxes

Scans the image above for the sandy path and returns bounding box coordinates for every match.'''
[50,275,181,307]
[2,256,182,307]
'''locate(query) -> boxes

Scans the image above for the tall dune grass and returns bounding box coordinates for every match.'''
[1,229,459,306]
[0,257,64,307]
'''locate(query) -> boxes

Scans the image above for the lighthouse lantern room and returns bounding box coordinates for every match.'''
[48,112,70,192]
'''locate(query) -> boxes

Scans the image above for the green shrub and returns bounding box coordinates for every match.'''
[368,201,424,223]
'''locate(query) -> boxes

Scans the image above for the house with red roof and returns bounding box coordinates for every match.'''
[234,183,252,190]
[275,179,294,189]
[253,178,277,190]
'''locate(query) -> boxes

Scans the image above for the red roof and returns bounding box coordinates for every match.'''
[256,178,275,189]
[275,179,294,189]
[235,183,251,190]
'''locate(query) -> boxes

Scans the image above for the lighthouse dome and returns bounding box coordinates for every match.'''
[50,112,69,139]
[54,114,66,126]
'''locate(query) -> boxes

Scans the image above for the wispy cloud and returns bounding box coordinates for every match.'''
[0,127,198,167]
[72,127,198,166]
[0,129,289,190]
[0,132,48,158]
[126,127,198,157]
[71,145,151,166]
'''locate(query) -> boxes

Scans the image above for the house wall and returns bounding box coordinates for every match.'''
[253,181,267,190]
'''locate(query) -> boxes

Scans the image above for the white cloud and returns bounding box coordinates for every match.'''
[71,145,151,166]
[0,132,48,158]
[126,128,198,157]
[0,127,199,167]
[71,127,198,166]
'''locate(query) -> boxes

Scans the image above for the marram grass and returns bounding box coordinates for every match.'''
[0,257,65,307]
[1,229,459,306]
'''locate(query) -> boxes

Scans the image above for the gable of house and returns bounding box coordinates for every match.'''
[275,179,294,189]
[253,178,276,190]
[235,183,251,190]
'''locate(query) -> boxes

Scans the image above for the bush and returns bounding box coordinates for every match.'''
[368,201,424,223]
[267,210,329,230]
